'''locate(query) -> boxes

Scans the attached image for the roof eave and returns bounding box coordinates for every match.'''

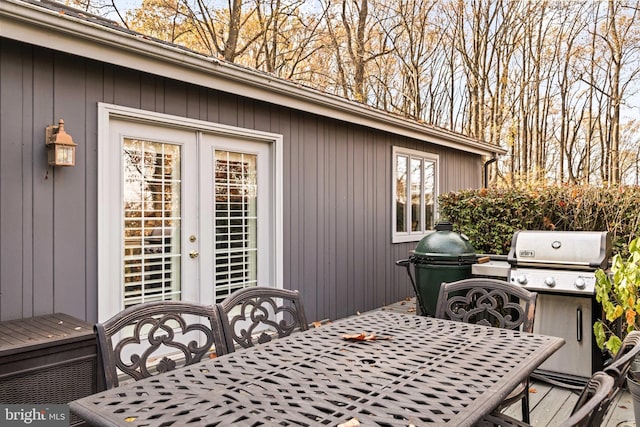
[0,0,506,157]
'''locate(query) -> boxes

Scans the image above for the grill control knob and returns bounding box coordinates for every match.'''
[544,276,556,288]
[516,275,527,285]
[575,278,586,290]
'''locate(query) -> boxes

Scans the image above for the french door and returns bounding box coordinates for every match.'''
[99,108,279,322]
[199,135,272,305]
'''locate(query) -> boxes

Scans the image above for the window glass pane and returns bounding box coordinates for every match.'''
[122,139,182,308]
[410,158,422,232]
[395,155,408,233]
[214,151,258,303]
[424,160,435,230]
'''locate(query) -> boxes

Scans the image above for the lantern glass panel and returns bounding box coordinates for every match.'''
[56,145,75,166]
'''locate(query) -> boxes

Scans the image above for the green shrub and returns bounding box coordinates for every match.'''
[438,185,640,256]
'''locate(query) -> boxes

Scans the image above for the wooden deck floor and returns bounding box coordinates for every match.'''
[378,297,636,426]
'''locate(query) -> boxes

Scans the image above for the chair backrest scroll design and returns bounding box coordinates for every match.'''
[434,278,537,333]
[96,300,226,389]
[216,286,308,351]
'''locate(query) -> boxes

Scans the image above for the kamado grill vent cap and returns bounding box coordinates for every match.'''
[411,222,477,265]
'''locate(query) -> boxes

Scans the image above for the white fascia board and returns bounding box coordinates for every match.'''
[1,0,505,157]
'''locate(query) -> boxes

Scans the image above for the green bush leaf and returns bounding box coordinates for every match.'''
[439,186,640,356]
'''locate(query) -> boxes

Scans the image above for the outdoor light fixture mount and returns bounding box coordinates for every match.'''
[46,119,77,167]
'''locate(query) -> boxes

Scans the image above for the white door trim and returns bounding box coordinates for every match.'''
[97,103,284,322]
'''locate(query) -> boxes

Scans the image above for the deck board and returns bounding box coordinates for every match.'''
[379,298,636,426]
[529,380,578,426]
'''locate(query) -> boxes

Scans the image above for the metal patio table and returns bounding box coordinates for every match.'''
[69,310,564,426]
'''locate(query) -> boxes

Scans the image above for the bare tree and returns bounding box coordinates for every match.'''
[581,0,640,185]
[79,0,640,187]
[320,0,392,103]
[376,0,438,120]
[149,0,264,61]
[250,0,325,79]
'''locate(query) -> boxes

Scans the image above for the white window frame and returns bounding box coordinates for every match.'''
[97,103,283,322]
[392,147,439,243]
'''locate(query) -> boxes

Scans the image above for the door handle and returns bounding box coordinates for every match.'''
[576,307,582,342]
[189,250,199,259]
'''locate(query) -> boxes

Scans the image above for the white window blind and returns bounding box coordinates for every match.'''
[214,151,258,303]
[122,139,182,308]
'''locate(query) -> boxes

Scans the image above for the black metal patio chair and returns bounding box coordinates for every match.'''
[558,371,616,427]
[482,371,615,427]
[216,286,308,352]
[603,330,640,395]
[96,300,227,389]
[434,277,538,423]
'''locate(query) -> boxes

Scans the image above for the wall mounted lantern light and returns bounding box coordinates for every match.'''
[46,119,77,167]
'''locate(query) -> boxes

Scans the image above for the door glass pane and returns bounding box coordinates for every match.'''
[123,139,182,308]
[214,150,258,303]
[395,155,407,233]
[424,160,435,230]
[410,158,422,232]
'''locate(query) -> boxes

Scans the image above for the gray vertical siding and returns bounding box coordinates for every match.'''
[1,40,23,320]
[0,39,483,323]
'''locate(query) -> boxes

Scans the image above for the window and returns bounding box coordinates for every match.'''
[392,147,438,243]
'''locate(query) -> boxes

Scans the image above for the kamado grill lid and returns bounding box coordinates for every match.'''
[412,222,476,264]
[507,230,611,270]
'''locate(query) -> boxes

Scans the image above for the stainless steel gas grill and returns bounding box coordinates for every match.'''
[506,230,611,386]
